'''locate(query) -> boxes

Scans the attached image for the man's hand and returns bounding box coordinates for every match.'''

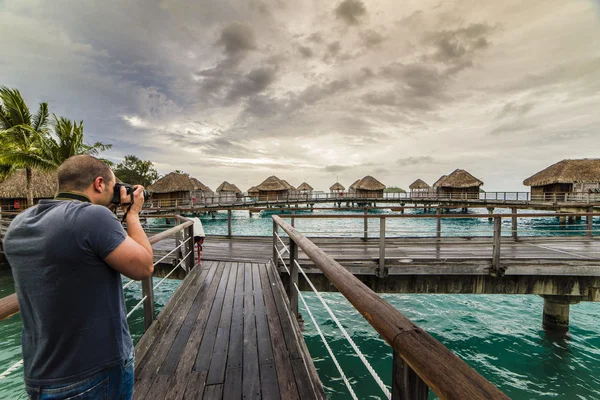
[120,185,146,215]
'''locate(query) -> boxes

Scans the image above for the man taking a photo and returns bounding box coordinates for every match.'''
[4,155,154,399]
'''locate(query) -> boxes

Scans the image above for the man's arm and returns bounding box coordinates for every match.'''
[104,186,154,280]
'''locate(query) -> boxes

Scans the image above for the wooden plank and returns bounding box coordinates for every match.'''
[134,263,202,373]
[158,260,220,376]
[163,262,228,400]
[203,384,224,400]
[242,263,261,400]
[291,358,321,400]
[193,262,235,374]
[222,263,246,399]
[0,293,19,320]
[134,264,214,399]
[205,262,239,384]
[259,263,299,399]
[253,264,279,399]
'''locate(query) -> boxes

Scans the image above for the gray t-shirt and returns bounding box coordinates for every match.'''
[4,199,131,386]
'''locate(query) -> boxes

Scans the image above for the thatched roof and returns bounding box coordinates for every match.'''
[409,179,430,190]
[216,181,239,193]
[0,169,58,199]
[281,180,295,190]
[248,186,259,194]
[354,176,386,191]
[256,176,290,191]
[189,177,213,193]
[297,182,313,191]
[148,172,197,193]
[329,182,345,191]
[434,169,483,188]
[523,159,600,186]
[349,179,361,190]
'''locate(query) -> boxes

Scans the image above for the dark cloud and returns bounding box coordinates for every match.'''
[397,156,435,166]
[243,94,284,118]
[324,165,351,172]
[496,102,535,119]
[226,66,278,101]
[335,0,367,25]
[216,21,257,58]
[307,32,323,43]
[298,78,352,105]
[360,29,386,47]
[298,45,313,58]
[380,63,445,99]
[362,91,398,106]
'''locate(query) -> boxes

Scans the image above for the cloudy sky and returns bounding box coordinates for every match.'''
[2,0,599,192]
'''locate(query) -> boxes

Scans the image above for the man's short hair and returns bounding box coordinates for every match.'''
[58,155,113,192]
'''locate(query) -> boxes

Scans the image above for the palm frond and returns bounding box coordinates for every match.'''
[0,103,12,130]
[32,102,50,133]
[0,86,31,126]
[0,150,55,171]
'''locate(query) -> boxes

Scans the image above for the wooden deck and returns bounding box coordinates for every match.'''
[133,260,324,400]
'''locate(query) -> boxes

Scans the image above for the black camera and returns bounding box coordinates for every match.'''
[111,182,150,204]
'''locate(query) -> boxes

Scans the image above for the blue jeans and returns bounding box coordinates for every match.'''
[25,352,134,400]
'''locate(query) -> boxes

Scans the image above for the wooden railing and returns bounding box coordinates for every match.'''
[277,211,599,278]
[272,215,509,399]
[0,216,196,329]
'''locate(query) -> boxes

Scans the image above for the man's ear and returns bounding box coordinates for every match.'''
[93,177,105,193]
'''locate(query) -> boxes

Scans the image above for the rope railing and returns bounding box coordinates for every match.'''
[272,215,509,399]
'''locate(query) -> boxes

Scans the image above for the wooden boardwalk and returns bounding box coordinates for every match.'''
[133,260,324,400]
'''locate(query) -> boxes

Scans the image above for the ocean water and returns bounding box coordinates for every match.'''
[1,206,599,399]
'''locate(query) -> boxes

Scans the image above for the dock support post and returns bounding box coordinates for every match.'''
[511,207,518,240]
[289,239,299,316]
[363,208,368,241]
[587,207,593,237]
[379,217,386,277]
[186,224,195,271]
[391,350,428,400]
[291,209,295,227]
[491,216,502,276]
[542,296,571,332]
[141,277,155,331]
[227,209,232,237]
[400,203,405,214]
[436,208,442,239]
[272,220,278,268]
[487,207,494,222]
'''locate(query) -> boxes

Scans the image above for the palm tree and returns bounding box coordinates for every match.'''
[0,86,53,207]
[41,116,112,166]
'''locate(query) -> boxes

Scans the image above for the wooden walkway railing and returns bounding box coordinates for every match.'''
[272,215,509,399]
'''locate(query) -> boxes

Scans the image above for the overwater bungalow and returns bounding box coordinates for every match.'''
[434,169,483,199]
[348,179,361,195]
[353,176,386,199]
[329,182,345,196]
[247,186,259,198]
[296,182,313,200]
[523,159,600,201]
[256,176,292,201]
[0,169,58,210]
[409,178,431,198]
[148,172,209,207]
[216,181,240,203]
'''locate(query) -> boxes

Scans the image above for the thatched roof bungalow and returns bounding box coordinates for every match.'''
[0,169,58,209]
[409,179,432,198]
[353,176,386,199]
[216,181,243,203]
[148,172,211,206]
[434,169,483,199]
[523,159,600,201]
[247,186,259,198]
[256,176,292,201]
[329,182,345,194]
[297,182,313,192]
[348,179,361,194]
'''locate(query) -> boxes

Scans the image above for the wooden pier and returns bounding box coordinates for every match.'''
[133,260,324,399]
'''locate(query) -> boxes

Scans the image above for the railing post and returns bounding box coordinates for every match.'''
[174,219,182,263]
[391,350,428,400]
[363,208,368,240]
[491,216,502,276]
[587,207,593,237]
[291,209,295,227]
[289,239,299,316]
[436,208,442,239]
[227,209,232,237]
[141,276,155,331]
[273,220,278,268]
[511,207,518,240]
[186,223,195,271]
[379,217,386,276]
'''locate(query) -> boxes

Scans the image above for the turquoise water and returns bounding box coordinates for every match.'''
[1,207,599,398]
